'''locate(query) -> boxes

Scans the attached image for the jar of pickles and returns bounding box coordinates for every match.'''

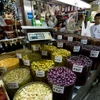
[51,49,71,66]
[13,82,52,100]
[3,68,32,99]
[67,55,93,86]
[31,60,54,82]
[0,58,19,75]
[41,45,57,59]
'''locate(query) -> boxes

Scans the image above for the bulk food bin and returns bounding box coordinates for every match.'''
[47,67,76,100]
[3,68,32,99]
[41,44,57,59]
[31,60,54,82]
[51,49,71,66]
[13,82,52,100]
[81,45,100,70]
[67,55,93,86]
[0,58,19,75]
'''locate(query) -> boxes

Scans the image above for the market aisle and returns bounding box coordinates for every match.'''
[84,82,100,100]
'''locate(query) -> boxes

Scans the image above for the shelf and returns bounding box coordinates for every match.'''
[0,36,25,42]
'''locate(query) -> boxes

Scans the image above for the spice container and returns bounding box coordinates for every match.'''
[67,55,92,86]
[65,41,82,55]
[22,51,42,67]
[41,45,57,59]
[3,68,32,99]
[51,49,71,66]
[47,67,76,100]
[13,82,52,100]
[31,60,54,82]
[0,58,19,75]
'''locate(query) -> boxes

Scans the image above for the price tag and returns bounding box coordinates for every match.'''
[90,50,99,58]
[7,83,19,89]
[48,43,53,45]
[23,60,30,66]
[73,46,80,52]
[16,53,22,59]
[42,50,47,56]
[53,85,64,94]
[81,39,88,44]
[68,36,73,42]
[55,56,62,63]
[0,67,7,73]
[72,64,83,73]
[36,71,45,77]
[57,35,62,40]
[32,46,39,51]
[57,42,63,48]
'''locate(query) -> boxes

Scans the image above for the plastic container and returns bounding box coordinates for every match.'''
[31,60,54,82]
[51,49,71,66]
[81,45,100,69]
[41,45,57,59]
[22,51,42,67]
[47,67,76,100]
[65,41,82,55]
[67,55,93,86]
[13,82,52,100]
[3,68,32,99]
[0,58,19,75]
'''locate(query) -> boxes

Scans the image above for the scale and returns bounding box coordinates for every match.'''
[27,32,53,41]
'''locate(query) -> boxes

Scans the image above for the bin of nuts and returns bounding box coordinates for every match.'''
[41,45,57,59]
[22,51,42,67]
[31,60,54,82]
[0,58,19,75]
[47,67,76,100]
[3,68,32,99]
[13,82,52,100]
[51,49,71,66]
[67,55,92,86]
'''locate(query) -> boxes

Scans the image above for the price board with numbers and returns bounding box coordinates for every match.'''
[23,60,30,66]
[90,50,99,58]
[36,71,45,77]
[55,56,62,63]
[7,83,19,89]
[73,46,81,52]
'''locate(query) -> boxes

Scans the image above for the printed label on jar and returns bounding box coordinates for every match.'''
[36,71,45,77]
[16,53,22,59]
[90,50,99,58]
[42,50,48,56]
[23,60,30,66]
[73,46,80,52]
[32,46,39,51]
[57,42,63,48]
[0,67,7,73]
[68,36,73,42]
[81,39,88,44]
[7,83,19,89]
[72,64,83,73]
[53,85,64,94]
[57,35,62,40]
[55,56,62,63]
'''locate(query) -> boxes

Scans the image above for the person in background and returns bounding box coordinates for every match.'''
[90,13,100,39]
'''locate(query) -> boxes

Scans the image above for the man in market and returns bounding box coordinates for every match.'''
[90,13,100,39]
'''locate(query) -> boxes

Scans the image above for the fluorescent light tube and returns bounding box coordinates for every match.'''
[56,0,91,8]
